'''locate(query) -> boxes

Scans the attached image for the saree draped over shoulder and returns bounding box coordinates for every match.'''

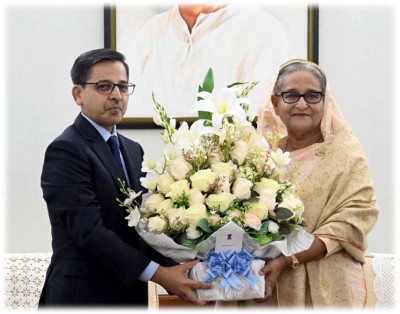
[257,59,379,307]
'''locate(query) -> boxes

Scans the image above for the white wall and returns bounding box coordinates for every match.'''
[3,3,396,254]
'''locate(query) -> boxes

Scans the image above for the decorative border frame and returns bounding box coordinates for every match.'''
[104,5,319,129]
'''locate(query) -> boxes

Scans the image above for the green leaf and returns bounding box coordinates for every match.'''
[198,111,213,120]
[255,234,273,246]
[270,233,285,241]
[177,233,197,248]
[199,68,214,93]
[227,81,248,88]
[259,220,270,233]
[279,224,292,235]
[198,218,213,233]
[275,207,294,220]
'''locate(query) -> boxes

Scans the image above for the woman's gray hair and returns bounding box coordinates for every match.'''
[273,61,327,94]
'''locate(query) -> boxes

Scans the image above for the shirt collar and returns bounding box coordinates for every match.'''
[80,112,118,142]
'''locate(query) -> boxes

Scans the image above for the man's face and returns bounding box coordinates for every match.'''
[73,60,129,132]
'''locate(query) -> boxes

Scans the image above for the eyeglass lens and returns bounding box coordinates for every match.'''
[96,82,135,95]
[281,92,323,104]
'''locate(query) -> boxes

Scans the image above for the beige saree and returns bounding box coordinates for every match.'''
[255,59,379,307]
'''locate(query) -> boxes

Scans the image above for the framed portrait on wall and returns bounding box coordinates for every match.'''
[105,4,318,129]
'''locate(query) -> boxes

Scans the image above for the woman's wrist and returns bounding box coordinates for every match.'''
[278,254,292,270]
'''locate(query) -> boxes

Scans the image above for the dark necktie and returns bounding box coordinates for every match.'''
[107,135,127,184]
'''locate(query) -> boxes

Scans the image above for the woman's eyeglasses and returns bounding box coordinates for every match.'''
[275,91,324,104]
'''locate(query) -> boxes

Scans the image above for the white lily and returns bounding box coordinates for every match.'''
[141,155,163,173]
[271,148,291,167]
[171,121,209,149]
[139,171,159,192]
[193,88,249,130]
[163,142,183,161]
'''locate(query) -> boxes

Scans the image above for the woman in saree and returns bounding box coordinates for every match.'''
[254,59,379,307]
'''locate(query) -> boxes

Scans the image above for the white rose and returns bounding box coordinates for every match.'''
[185,204,208,226]
[190,169,217,192]
[279,192,304,217]
[167,158,192,181]
[186,224,202,239]
[227,209,241,218]
[166,180,190,201]
[205,192,236,213]
[246,200,268,220]
[243,212,262,231]
[268,220,280,234]
[156,199,174,214]
[188,188,205,206]
[254,178,281,195]
[166,207,188,231]
[209,214,222,226]
[156,173,175,194]
[232,178,252,200]
[230,140,248,165]
[259,189,278,212]
[148,216,167,234]
[144,193,165,213]
[211,162,235,180]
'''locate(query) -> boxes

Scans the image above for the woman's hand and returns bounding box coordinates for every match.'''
[254,254,290,302]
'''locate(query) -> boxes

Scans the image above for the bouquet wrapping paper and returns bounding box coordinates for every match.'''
[136,221,314,262]
[190,255,266,301]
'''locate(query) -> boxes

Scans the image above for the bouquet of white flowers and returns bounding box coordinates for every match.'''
[117,69,313,301]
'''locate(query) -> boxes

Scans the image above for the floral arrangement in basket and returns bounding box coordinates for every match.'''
[117,69,313,301]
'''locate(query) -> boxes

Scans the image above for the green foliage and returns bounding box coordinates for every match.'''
[173,192,189,208]
[197,68,214,121]
[198,218,213,233]
[275,207,294,220]
[199,68,214,94]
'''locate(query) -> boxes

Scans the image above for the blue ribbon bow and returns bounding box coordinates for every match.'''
[202,249,260,293]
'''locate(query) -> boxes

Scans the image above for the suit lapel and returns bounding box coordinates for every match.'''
[74,114,123,189]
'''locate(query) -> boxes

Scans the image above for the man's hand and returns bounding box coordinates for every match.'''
[151,259,213,305]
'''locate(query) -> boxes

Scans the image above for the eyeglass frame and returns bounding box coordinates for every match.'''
[275,91,325,104]
[79,80,135,95]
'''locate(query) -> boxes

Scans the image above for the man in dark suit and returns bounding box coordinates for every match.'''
[39,48,211,307]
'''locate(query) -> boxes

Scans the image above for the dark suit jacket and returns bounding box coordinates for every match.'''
[39,114,173,307]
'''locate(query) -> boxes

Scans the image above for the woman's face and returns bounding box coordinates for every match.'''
[272,70,324,137]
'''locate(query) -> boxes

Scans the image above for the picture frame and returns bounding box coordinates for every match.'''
[104,4,319,129]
